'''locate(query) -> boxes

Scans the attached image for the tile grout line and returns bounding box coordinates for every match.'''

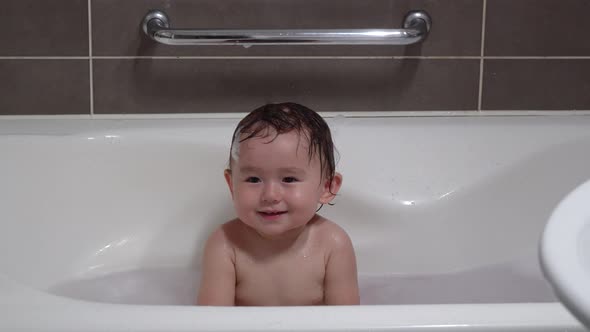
[88,0,94,117]
[3,56,590,60]
[477,0,487,113]
[0,57,90,59]
[91,56,485,60]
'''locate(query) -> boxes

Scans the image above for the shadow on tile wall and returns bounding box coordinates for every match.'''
[1,0,589,115]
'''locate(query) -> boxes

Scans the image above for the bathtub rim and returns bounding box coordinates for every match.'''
[0,274,585,331]
[2,110,590,121]
[1,114,590,138]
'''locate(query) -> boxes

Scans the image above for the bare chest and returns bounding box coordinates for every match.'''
[234,251,326,306]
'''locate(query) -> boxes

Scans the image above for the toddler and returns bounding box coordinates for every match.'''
[197,103,359,306]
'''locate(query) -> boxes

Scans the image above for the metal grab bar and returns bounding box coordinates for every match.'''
[141,10,431,46]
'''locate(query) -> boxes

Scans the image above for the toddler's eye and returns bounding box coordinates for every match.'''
[283,177,298,183]
[245,177,261,183]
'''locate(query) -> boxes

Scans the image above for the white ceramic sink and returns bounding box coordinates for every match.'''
[541,178,590,328]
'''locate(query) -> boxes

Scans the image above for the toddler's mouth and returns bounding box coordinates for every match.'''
[259,210,287,216]
[259,211,287,216]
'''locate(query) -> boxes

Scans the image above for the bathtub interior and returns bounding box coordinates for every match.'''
[1,116,590,306]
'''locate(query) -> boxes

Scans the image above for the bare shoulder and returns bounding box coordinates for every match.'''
[203,219,242,258]
[310,216,354,251]
[208,219,243,239]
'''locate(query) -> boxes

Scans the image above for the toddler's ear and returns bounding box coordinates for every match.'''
[223,169,234,197]
[319,172,343,204]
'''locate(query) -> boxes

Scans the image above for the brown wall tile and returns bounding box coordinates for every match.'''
[482,60,590,110]
[93,59,479,113]
[0,0,88,56]
[4,0,589,115]
[92,0,482,56]
[0,60,90,115]
[485,0,590,56]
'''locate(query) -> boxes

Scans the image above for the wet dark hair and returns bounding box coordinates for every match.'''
[228,102,337,184]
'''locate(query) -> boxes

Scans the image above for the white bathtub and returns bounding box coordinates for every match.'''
[0,115,587,331]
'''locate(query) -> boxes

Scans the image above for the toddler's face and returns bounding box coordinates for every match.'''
[225,130,337,239]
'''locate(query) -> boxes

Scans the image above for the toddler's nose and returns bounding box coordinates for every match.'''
[261,182,281,203]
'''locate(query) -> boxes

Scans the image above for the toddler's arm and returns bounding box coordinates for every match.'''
[197,227,236,306]
[324,229,360,305]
